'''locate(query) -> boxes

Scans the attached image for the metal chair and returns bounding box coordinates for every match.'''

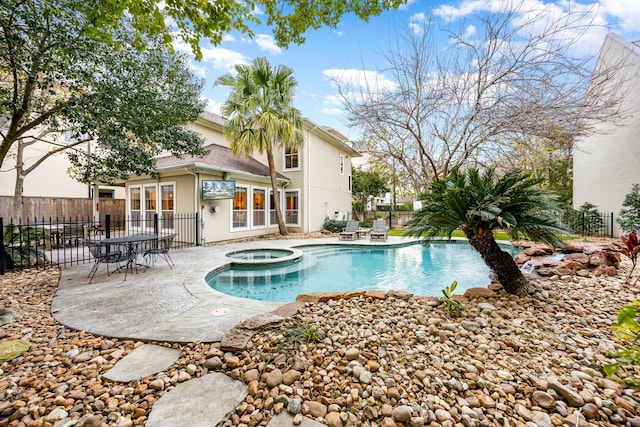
[143,234,175,269]
[85,240,128,283]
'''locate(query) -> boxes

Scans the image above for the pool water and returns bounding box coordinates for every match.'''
[206,241,519,302]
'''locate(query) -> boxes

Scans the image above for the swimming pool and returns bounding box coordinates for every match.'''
[206,241,519,302]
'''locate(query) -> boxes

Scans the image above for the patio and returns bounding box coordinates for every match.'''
[53,235,415,342]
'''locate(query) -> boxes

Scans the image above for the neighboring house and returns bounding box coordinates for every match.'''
[123,111,358,244]
[0,130,124,220]
[573,33,640,235]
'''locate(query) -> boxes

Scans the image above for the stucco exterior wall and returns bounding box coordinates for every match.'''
[573,33,640,235]
[0,139,124,199]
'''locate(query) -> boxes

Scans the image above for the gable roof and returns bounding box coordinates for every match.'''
[156,143,289,182]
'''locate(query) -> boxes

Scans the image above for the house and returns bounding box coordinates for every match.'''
[123,112,358,244]
[573,33,640,235]
[0,130,125,221]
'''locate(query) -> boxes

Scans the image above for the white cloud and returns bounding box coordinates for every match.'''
[409,12,429,35]
[201,97,224,114]
[322,69,397,92]
[399,0,418,11]
[464,24,477,39]
[320,107,344,116]
[254,34,282,54]
[433,0,493,20]
[174,39,249,73]
[600,0,640,34]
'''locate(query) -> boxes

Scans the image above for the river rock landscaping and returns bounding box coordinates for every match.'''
[2,244,640,426]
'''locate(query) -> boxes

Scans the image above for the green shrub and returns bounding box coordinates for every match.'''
[286,322,325,344]
[323,220,348,233]
[397,202,413,211]
[3,224,47,269]
[604,301,640,387]
[440,280,465,315]
[618,184,640,234]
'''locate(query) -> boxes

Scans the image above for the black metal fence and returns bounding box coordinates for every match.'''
[0,213,199,274]
[559,210,615,238]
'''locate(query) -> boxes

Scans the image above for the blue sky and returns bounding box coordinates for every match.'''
[174,0,640,140]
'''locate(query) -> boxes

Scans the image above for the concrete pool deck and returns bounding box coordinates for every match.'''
[53,235,420,343]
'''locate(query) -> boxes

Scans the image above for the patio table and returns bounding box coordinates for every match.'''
[88,234,160,280]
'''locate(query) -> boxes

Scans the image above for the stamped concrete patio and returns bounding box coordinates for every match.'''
[52,235,417,343]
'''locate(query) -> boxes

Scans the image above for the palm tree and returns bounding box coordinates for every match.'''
[406,167,569,296]
[215,57,304,236]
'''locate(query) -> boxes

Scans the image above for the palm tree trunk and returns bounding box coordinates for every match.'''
[266,147,288,236]
[466,231,532,296]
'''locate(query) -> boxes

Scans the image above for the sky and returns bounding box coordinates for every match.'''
[174,0,640,141]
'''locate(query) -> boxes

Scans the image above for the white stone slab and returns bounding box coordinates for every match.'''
[146,373,247,427]
[103,343,180,382]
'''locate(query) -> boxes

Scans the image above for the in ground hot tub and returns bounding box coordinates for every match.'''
[225,248,303,266]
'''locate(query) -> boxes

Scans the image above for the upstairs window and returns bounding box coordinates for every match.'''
[284,145,299,170]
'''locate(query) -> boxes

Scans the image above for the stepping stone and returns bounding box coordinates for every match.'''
[146,373,247,427]
[103,344,180,382]
[266,412,327,427]
[0,339,31,363]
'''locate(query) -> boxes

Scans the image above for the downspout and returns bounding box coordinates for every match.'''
[306,129,311,232]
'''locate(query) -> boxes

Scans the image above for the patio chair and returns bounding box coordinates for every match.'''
[143,234,175,269]
[85,240,128,284]
[339,221,360,241]
[369,219,388,241]
[63,224,85,246]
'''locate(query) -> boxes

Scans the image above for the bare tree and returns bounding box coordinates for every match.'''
[332,1,632,194]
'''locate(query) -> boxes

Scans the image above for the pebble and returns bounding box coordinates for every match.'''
[2,258,640,427]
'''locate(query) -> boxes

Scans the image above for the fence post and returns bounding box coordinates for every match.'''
[195,211,200,246]
[610,212,614,238]
[0,217,5,275]
[153,213,159,235]
[105,214,111,239]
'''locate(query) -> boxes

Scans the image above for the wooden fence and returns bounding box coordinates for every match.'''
[0,196,125,224]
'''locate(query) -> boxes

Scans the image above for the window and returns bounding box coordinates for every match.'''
[269,189,282,227]
[285,190,299,225]
[128,182,175,232]
[232,187,248,228]
[284,145,299,170]
[144,185,157,228]
[253,188,266,227]
[160,184,175,230]
[348,175,352,192]
[99,189,114,199]
[339,155,345,175]
[130,187,141,227]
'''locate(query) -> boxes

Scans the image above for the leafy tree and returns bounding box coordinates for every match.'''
[618,184,640,234]
[0,0,206,220]
[406,167,568,296]
[216,57,304,236]
[78,0,407,60]
[351,166,389,220]
[334,2,627,193]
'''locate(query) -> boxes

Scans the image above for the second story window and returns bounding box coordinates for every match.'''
[284,145,299,170]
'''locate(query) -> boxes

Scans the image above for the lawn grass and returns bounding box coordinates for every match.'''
[388,228,578,241]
